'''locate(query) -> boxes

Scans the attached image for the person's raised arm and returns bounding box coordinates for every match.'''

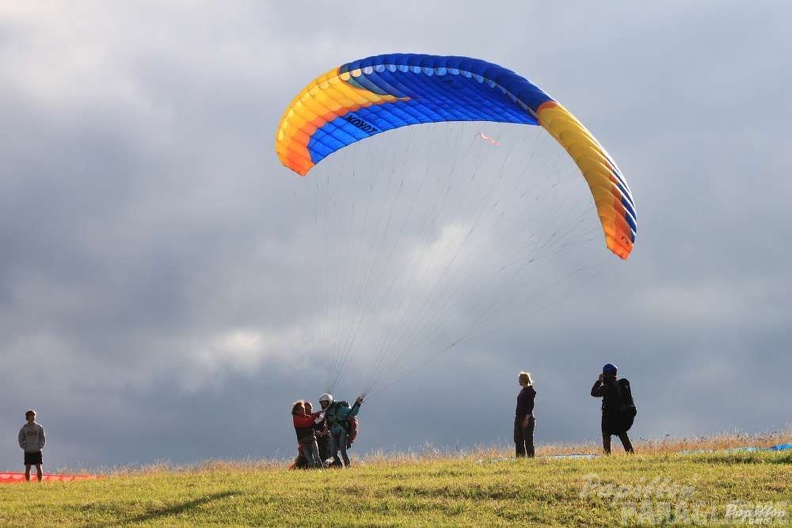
[591,375,605,397]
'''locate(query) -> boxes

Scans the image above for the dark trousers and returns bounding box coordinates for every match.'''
[602,431,633,454]
[514,416,535,458]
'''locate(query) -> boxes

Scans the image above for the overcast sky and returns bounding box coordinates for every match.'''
[1,1,790,472]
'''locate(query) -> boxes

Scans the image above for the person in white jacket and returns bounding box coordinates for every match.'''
[18,409,46,482]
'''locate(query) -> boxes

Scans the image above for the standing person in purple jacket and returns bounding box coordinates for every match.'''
[514,371,536,458]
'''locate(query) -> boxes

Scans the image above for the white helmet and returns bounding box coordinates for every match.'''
[319,393,334,405]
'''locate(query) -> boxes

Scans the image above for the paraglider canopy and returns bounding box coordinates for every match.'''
[274,53,638,395]
[275,53,636,259]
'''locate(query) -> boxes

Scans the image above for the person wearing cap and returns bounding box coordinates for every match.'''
[514,371,536,458]
[591,363,635,454]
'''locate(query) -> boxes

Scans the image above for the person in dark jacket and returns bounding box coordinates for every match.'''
[309,400,331,463]
[591,363,634,454]
[514,371,536,458]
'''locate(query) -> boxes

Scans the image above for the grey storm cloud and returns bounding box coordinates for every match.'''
[1,1,790,471]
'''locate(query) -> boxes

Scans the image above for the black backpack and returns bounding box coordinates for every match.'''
[615,378,638,431]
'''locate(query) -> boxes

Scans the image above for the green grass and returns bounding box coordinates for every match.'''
[1,436,790,527]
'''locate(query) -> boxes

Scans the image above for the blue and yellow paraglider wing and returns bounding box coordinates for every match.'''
[275,53,636,259]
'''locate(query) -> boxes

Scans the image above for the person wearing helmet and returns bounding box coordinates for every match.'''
[317,393,338,467]
[514,371,536,458]
[591,363,635,454]
[321,394,363,468]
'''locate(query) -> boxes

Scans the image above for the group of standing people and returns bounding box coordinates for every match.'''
[291,393,363,469]
[514,363,637,458]
[17,365,632,479]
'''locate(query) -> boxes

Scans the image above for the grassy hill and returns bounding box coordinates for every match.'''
[2,433,789,527]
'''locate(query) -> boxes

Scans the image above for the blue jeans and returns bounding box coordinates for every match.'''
[329,429,350,467]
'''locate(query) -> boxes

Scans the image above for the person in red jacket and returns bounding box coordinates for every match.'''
[291,400,324,468]
[515,371,536,458]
